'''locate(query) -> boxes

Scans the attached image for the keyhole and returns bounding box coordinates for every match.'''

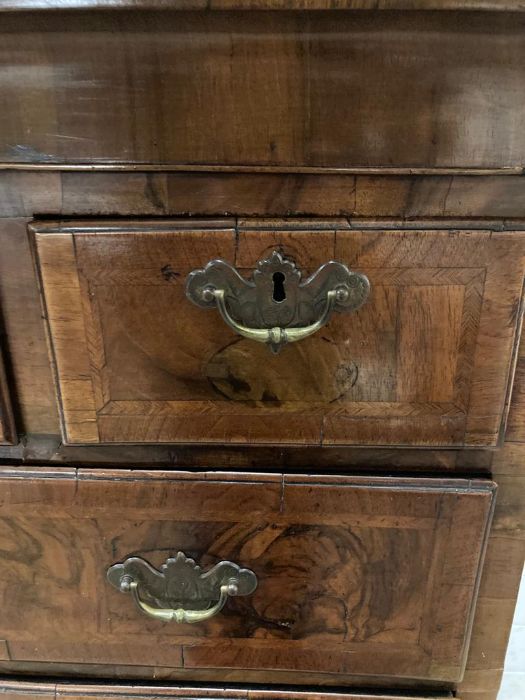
[272,272,286,303]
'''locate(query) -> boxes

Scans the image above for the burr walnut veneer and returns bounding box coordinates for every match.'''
[0,468,495,684]
[0,4,524,700]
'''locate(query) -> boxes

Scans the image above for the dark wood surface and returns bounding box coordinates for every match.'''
[1,0,525,10]
[0,217,59,436]
[1,11,525,169]
[14,439,496,472]
[0,467,495,684]
[7,171,525,218]
[32,219,525,448]
[0,349,15,445]
[0,680,451,700]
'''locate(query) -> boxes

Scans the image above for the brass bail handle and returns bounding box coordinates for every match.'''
[107,552,258,625]
[211,287,339,354]
[185,251,370,353]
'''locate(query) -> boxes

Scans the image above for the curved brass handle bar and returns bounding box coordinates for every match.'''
[212,288,338,352]
[127,579,236,624]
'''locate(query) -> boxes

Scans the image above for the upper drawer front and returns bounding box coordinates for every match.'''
[33,220,525,448]
[1,11,525,169]
[0,468,494,684]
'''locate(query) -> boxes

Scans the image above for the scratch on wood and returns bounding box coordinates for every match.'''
[161,265,180,282]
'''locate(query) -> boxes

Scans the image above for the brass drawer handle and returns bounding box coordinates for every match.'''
[186,251,370,353]
[107,552,257,624]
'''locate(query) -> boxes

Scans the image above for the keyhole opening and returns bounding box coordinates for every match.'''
[272,272,286,303]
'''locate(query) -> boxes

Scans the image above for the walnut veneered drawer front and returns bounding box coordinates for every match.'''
[32,219,525,447]
[0,467,494,684]
[2,11,525,170]
[0,681,453,700]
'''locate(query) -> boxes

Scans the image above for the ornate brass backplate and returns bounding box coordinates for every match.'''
[186,251,370,353]
[107,552,257,624]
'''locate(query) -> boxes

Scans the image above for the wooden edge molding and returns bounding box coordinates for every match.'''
[0,0,523,11]
[0,680,454,700]
[28,218,239,234]
[27,216,525,234]
[0,437,495,472]
[0,163,523,176]
[0,464,498,493]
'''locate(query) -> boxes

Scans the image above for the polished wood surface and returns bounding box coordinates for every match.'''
[0,664,456,689]
[0,467,495,684]
[1,12,525,169]
[0,680,450,700]
[6,171,525,218]
[33,219,525,447]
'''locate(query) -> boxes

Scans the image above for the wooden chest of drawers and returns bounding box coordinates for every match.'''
[0,4,524,700]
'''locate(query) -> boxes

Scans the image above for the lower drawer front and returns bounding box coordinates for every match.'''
[0,468,494,685]
[0,682,450,700]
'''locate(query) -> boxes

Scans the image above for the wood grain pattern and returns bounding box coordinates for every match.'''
[0,467,495,684]
[5,171,525,220]
[1,12,525,169]
[457,439,525,700]
[453,334,525,700]
[51,172,525,218]
[0,662,463,689]
[7,170,525,220]
[0,435,491,472]
[0,219,59,435]
[33,220,525,447]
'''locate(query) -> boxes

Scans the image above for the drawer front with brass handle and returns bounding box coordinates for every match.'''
[32,218,525,448]
[0,466,494,685]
